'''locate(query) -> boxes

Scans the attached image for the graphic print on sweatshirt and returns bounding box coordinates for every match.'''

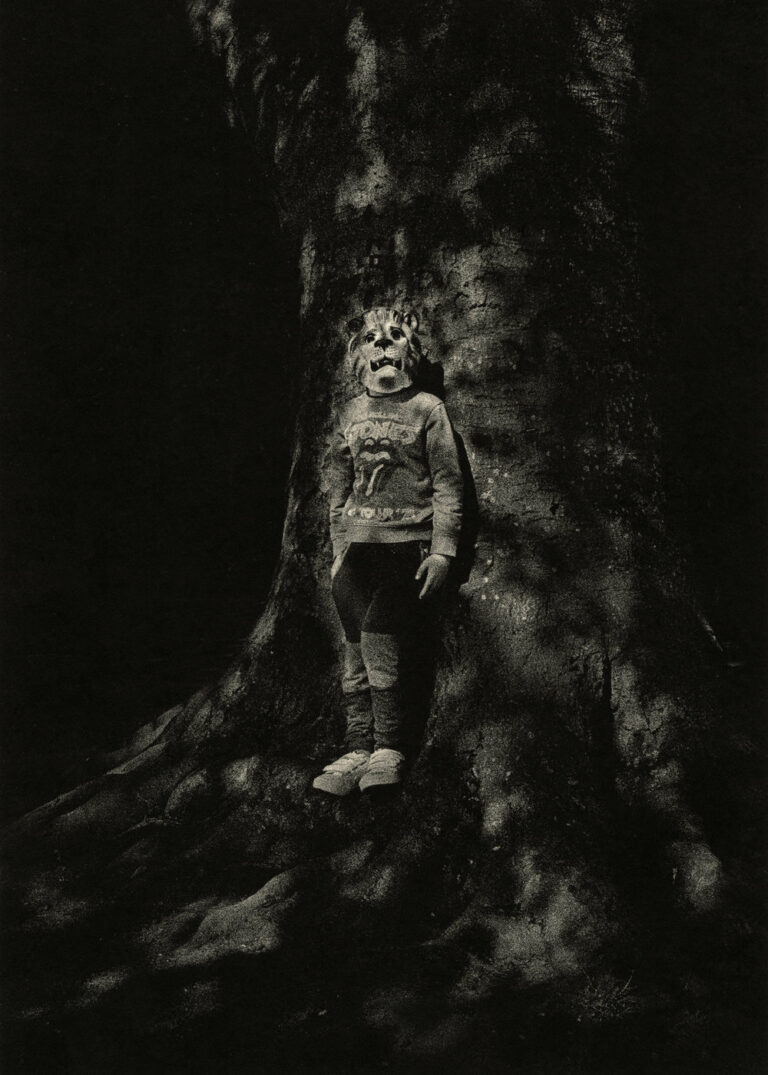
[345,416,422,522]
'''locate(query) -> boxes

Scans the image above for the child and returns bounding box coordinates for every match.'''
[313,307,464,795]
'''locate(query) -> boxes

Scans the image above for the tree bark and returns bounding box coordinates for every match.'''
[3,2,760,1070]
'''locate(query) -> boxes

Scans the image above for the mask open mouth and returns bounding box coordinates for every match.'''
[370,356,403,372]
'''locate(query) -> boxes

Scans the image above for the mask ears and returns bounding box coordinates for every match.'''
[403,310,419,332]
[346,316,364,336]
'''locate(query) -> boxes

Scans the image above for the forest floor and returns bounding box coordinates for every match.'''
[2,659,765,1075]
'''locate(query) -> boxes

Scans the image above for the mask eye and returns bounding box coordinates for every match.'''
[364,332,376,343]
[390,328,403,340]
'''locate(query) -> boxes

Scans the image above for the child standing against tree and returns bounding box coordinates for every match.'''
[313,306,464,796]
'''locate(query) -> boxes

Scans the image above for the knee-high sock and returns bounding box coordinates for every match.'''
[342,641,373,752]
[360,631,406,751]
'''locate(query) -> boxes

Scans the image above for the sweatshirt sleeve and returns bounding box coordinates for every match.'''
[327,420,354,558]
[425,402,464,558]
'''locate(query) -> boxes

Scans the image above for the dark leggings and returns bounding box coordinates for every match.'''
[331,541,426,643]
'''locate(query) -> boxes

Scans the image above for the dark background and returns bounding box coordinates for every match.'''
[1,0,296,817]
[1,0,765,819]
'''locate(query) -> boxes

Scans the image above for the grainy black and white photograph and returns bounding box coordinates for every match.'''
[1,1,765,1072]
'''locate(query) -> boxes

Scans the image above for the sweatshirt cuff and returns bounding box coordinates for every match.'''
[430,534,458,558]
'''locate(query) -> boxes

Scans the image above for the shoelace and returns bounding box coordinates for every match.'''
[324,752,369,773]
[367,750,403,770]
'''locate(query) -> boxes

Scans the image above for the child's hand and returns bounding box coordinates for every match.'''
[415,554,451,599]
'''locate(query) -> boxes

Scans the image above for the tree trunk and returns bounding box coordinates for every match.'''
[3,2,761,1070]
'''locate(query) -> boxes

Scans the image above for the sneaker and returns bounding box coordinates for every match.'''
[358,748,405,792]
[312,750,370,797]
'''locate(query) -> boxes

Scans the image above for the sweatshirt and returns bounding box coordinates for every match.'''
[328,385,464,559]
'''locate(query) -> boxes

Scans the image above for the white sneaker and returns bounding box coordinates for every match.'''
[358,748,405,791]
[312,750,370,796]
